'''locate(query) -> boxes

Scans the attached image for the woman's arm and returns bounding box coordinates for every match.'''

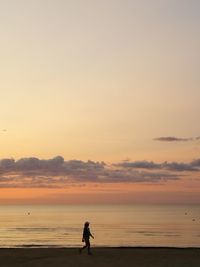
[89,229,94,239]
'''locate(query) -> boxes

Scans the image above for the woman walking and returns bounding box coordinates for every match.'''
[80,221,94,255]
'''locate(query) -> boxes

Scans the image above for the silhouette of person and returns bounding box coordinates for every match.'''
[79,221,94,255]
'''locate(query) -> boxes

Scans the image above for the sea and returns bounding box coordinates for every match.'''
[0,204,199,248]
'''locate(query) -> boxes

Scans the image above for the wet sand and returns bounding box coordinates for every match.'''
[0,247,199,267]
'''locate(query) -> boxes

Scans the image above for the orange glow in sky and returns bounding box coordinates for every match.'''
[0,0,200,204]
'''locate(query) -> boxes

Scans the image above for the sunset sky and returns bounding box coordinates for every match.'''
[0,0,200,204]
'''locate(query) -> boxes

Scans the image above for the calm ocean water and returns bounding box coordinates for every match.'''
[0,205,199,248]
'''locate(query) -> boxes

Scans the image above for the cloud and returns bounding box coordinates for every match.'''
[154,136,193,142]
[115,161,160,169]
[0,156,180,188]
[116,160,200,172]
[191,159,200,167]
[154,136,200,142]
[162,162,198,172]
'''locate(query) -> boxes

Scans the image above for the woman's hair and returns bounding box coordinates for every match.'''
[84,221,90,227]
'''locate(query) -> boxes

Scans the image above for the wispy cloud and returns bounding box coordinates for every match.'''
[154,136,200,142]
[154,137,192,142]
[0,156,180,188]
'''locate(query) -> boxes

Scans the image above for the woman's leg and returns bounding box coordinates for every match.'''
[87,240,92,254]
[80,240,92,254]
[82,241,88,250]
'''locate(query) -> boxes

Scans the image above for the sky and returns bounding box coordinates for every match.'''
[0,0,200,204]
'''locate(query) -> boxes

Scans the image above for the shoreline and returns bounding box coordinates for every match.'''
[1,245,200,249]
[0,244,200,250]
[0,247,199,267]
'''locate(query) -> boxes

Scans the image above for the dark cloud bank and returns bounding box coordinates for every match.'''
[0,156,200,188]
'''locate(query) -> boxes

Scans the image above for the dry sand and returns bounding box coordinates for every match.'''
[0,247,199,267]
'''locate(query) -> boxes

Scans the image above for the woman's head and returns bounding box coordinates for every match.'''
[84,221,90,227]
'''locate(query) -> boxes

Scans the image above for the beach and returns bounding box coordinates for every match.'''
[0,247,199,267]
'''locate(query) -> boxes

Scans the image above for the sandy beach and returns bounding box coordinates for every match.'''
[0,247,199,267]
